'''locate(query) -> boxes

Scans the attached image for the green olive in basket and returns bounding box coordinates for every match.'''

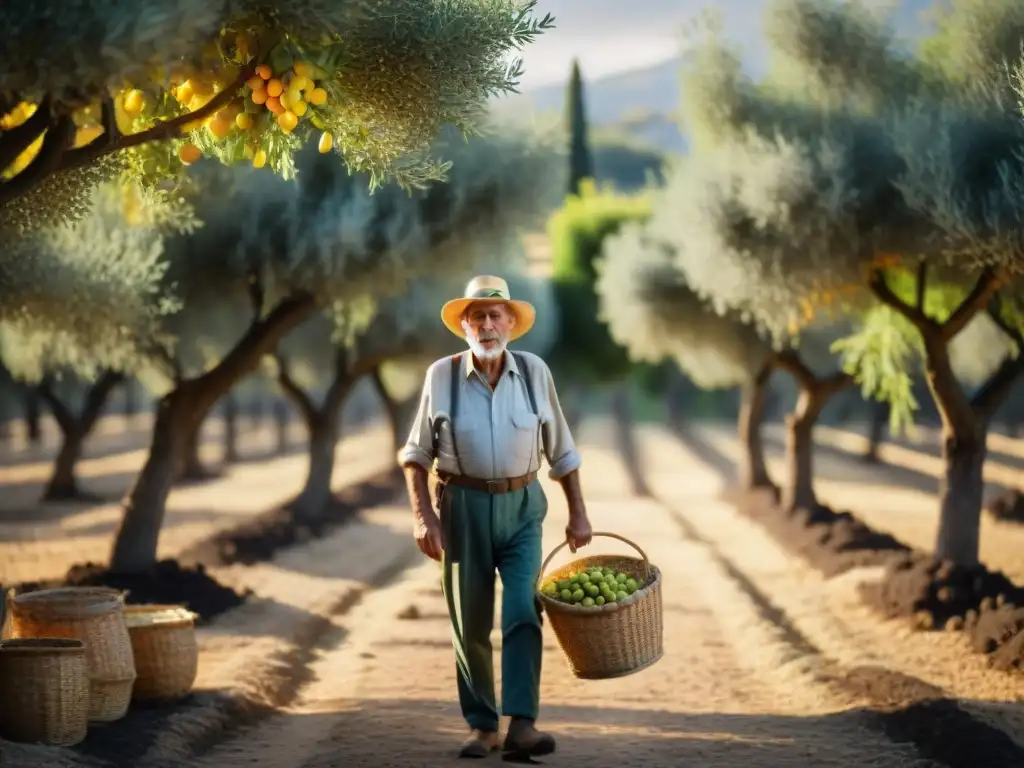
[581,597,595,607]
[615,590,628,601]
[590,570,604,582]
[585,583,600,597]
[571,589,585,603]
[625,578,638,593]
[577,572,591,585]
[555,580,570,592]
[595,596,605,606]
[559,588,573,601]
[569,573,581,584]
[616,572,628,584]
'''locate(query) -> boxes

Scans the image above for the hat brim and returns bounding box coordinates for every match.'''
[441,297,536,341]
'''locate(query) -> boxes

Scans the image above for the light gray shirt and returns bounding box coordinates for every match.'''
[397,350,582,481]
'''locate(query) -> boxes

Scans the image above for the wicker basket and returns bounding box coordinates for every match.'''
[0,638,90,746]
[123,605,199,702]
[536,532,663,680]
[8,587,137,722]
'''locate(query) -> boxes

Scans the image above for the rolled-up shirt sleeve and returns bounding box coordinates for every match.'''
[397,374,434,471]
[540,363,582,480]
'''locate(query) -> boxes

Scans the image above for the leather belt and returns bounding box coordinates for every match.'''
[441,471,537,494]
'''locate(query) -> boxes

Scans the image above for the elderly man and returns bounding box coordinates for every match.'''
[398,275,592,760]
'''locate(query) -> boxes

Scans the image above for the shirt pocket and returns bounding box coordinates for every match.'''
[510,410,541,467]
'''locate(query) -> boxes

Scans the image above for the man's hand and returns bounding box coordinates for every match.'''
[565,510,592,554]
[404,463,444,561]
[414,512,445,561]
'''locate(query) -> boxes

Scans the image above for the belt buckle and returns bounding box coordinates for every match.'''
[485,479,506,494]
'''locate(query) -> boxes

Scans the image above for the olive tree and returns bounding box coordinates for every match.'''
[596,219,778,493]
[108,124,562,572]
[0,182,183,498]
[274,261,556,521]
[0,0,552,237]
[668,0,1024,563]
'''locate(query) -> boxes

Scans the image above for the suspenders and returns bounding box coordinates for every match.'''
[439,351,540,481]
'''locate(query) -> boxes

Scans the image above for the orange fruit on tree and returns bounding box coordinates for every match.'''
[265,96,283,114]
[266,78,283,97]
[293,61,312,78]
[251,88,268,105]
[246,75,264,91]
[308,87,327,105]
[179,143,202,165]
[256,64,272,80]
[207,115,232,139]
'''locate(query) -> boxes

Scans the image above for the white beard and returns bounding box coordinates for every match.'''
[462,319,508,361]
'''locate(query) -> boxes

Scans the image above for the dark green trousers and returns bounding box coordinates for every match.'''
[440,479,548,731]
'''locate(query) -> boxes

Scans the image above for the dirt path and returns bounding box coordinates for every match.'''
[692,422,1024,584]
[637,425,1024,759]
[183,421,937,768]
[0,421,391,583]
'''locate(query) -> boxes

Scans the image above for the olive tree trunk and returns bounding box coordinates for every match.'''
[109,295,315,573]
[737,363,775,493]
[869,268,1024,566]
[862,400,890,464]
[176,410,214,481]
[275,349,365,524]
[222,393,240,464]
[22,387,41,446]
[36,371,124,501]
[775,351,853,514]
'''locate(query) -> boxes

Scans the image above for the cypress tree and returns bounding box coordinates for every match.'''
[567,58,593,194]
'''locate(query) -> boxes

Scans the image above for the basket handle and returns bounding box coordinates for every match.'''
[537,531,651,587]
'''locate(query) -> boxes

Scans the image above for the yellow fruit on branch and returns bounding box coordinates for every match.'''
[291,100,308,117]
[307,87,327,105]
[122,89,147,116]
[252,149,267,168]
[277,110,298,133]
[293,60,312,78]
[235,112,253,130]
[318,132,333,153]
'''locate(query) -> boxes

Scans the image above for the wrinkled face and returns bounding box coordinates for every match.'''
[461,301,517,361]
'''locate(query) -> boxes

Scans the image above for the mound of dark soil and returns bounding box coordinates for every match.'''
[733,489,910,578]
[859,551,1024,630]
[177,467,403,567]
[967,602,1024,672]
[986,490,1024,523]
[9,469,405,625]
[12,560,249,624]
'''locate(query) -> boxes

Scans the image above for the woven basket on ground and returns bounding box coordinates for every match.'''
[8,587,136,722]
[123,605,199,701]
[536,532,663,680]
[0,638,90,746]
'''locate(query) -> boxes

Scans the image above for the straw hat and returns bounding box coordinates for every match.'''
[440,275,536,341]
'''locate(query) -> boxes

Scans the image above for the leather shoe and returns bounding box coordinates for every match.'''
[459,728,501,758]
[503,719,556,758]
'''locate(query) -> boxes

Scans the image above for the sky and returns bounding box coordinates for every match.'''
[511,0,771,90]
[509,0,931,91]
